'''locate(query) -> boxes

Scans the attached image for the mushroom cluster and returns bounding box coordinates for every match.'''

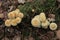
[5,9,24,27]
[31,12,57,30]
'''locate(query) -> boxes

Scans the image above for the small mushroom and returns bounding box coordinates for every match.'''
[48,14,55,19]
[47,18,55,22]
[0,1,2,7]
[56,30,60,39]
[0,14,4,18]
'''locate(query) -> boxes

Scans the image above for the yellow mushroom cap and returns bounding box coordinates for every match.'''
[17,13,24,18]
[34,15,40,20]
[39,12,46,22]
[8,11,15,19]
[15,17,22,24]
[14,12,19,18]
[14,9,20,17]
[11,19,17,26]
[49,23,57,30]
[15,9,20,13]
[40,12,46,16]
[41,20,50,29]
[31,18,41,27]
[5,19,11,27]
